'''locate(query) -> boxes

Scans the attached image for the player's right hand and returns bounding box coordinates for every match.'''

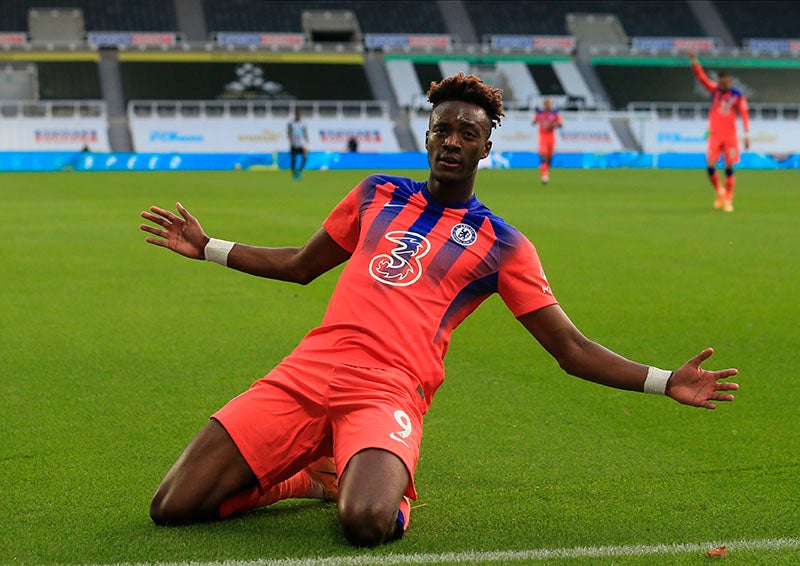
[140,202,209,260]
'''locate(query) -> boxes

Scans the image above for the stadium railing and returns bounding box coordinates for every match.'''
[627,102,800,120]
[589,42,800,58]
[128,99,388,120]
[0,99,106,118]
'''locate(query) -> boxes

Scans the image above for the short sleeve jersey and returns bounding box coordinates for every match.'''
[288,120,307,148]
[692,62,749,139]
[291,174,558,410]
[533,110,563,141]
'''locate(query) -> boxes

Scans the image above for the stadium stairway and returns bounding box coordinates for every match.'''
[686,0,736,47]
[174,0,207,42]
[436,0,478,44]
[98,50,133,152]
[609,116,640,152]
[363,53,418,151]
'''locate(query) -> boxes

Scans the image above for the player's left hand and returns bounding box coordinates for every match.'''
[744,136,751,150]
[667,348,739,409]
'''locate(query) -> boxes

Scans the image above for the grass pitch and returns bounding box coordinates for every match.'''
[1,168,798,564]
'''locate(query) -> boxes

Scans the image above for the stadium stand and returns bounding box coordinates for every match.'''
[0,0,177,32]
[203,0,446,34]
[597,62,800,109]
[714,0,800,43]
[39,61,102,100]
[119,59,374,102]
[464,1,705,38]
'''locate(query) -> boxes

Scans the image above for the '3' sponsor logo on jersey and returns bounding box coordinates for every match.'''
[369,230,431,286]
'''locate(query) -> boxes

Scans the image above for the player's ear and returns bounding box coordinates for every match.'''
[481,139,492,159]
[424,131,430,150]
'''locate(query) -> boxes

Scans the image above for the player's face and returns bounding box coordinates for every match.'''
[425,101,492,185]
[718,75,732,92]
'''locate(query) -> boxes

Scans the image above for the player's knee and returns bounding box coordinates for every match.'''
[725,167,734,177]
[149,486,198,526]
[338,499,397,547]
[150,489,170,525]
[150,488,177,525]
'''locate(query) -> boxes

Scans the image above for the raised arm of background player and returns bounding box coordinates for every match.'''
[140,202,350,284]
[689,49,716,93]
[689,49,751,150]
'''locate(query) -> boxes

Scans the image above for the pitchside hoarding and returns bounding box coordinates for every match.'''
[633,118,800,154]
[0,118,110,151]
[129,116,400,153]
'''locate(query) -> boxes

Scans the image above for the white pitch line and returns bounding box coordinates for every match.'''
[100,537,800,566]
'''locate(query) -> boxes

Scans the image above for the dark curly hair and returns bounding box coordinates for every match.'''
[427,73,504,130]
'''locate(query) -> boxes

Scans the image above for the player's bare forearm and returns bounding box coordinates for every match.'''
[518,305,649,391]
[225,244,307,282]
[227,228,351,284]
[141,205,350,284]
[519,305,740,408]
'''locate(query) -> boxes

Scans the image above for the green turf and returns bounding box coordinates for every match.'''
[1,168,798,564]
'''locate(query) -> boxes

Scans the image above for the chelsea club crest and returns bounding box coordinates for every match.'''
[450,223,477,246]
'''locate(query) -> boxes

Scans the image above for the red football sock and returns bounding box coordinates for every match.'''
[218,470,312,519]
[540,162,550,177]
[725,174,735,200]
[709,171,720,191]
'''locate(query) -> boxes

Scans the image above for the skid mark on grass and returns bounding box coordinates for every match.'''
[100,537,800,565]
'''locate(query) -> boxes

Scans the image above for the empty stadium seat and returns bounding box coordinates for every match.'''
[0,0,176,32]
[202,0,446,34]
[464,1,704,38]
[714,0,800,43]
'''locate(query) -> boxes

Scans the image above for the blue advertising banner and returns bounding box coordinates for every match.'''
[1,151,798,172]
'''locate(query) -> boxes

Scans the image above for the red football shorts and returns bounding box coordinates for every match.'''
[707,134,740,166]
[212,356,425,499]
[538,135,556,157]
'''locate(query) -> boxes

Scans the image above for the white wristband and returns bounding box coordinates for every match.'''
[644,366,672,395]
[204,238,236,266]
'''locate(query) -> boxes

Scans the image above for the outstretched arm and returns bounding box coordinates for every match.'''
[518,304,739,409]
[689,49,717,93]
[140,202,351,284]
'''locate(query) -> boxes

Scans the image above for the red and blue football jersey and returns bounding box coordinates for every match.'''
[692,62,750,139]
[291,174,557,409]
